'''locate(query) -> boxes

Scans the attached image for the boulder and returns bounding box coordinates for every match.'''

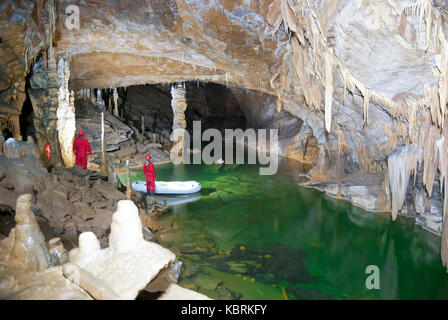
[3,138,25,159]
[91,179,125,202]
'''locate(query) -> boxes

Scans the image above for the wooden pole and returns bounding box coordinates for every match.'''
[101,112,109,175]
[125,160,133,200]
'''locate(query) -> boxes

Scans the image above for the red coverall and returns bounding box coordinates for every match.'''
[143,162,156,193]
[73,136,92,170]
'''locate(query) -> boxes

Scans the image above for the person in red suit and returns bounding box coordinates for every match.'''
[143,153,156,195]
[73,130,92,170]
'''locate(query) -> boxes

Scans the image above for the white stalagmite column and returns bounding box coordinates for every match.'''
[56,58,76,167]
[90,89,96,105]
[97,88,105,109]
[170,83,187,163]
[113,88,119,117]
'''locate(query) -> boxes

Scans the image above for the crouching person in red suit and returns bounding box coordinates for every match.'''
[143,153,156,195]
[73,130,92,170]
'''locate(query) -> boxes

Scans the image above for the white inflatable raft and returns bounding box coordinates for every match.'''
[132,180,201,195]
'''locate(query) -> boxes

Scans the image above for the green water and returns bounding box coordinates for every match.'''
[122,160,448,300]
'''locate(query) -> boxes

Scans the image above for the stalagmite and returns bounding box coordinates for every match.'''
[324,50,334,133]
[68,200,176,300]
[8,194,52,272]
[141,115,145,134]
[101,112,109,175]
[170,83,187,161]
[387,145,423,221]
[56,58,76,167]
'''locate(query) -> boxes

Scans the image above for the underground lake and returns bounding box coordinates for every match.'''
[120,159,448,300]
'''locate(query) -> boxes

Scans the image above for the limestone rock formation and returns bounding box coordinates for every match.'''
[3,138,25,159]
[69,200,176,300]
[28,49,64,167]
[1,194,52,272]
[56,58,76,167]
[170,83,188,159]
[0,195,91,300]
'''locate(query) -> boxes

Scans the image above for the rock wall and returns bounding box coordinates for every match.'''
[28,49,64,167]
[0,0,48,141]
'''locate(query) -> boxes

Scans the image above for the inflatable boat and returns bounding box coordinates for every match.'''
[132,180,201,195]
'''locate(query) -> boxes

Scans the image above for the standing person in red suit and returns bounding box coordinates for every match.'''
[73,130,92,170]
[143,153,156,195]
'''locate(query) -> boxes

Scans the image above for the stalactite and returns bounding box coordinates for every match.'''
[387,144,423,220]
[363,89,370,128]
[324,50,333,133]
[311,21,319,67]
[402,0,433,49]
[437,48,448,128]
[407,100,419,144]
[47,0,56,53]
[342,69,347,105]
[425,84,442,127]
[266,0,299,35]
[436,134,448,271]
[291,38,321,110]
[421,125,440,196]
